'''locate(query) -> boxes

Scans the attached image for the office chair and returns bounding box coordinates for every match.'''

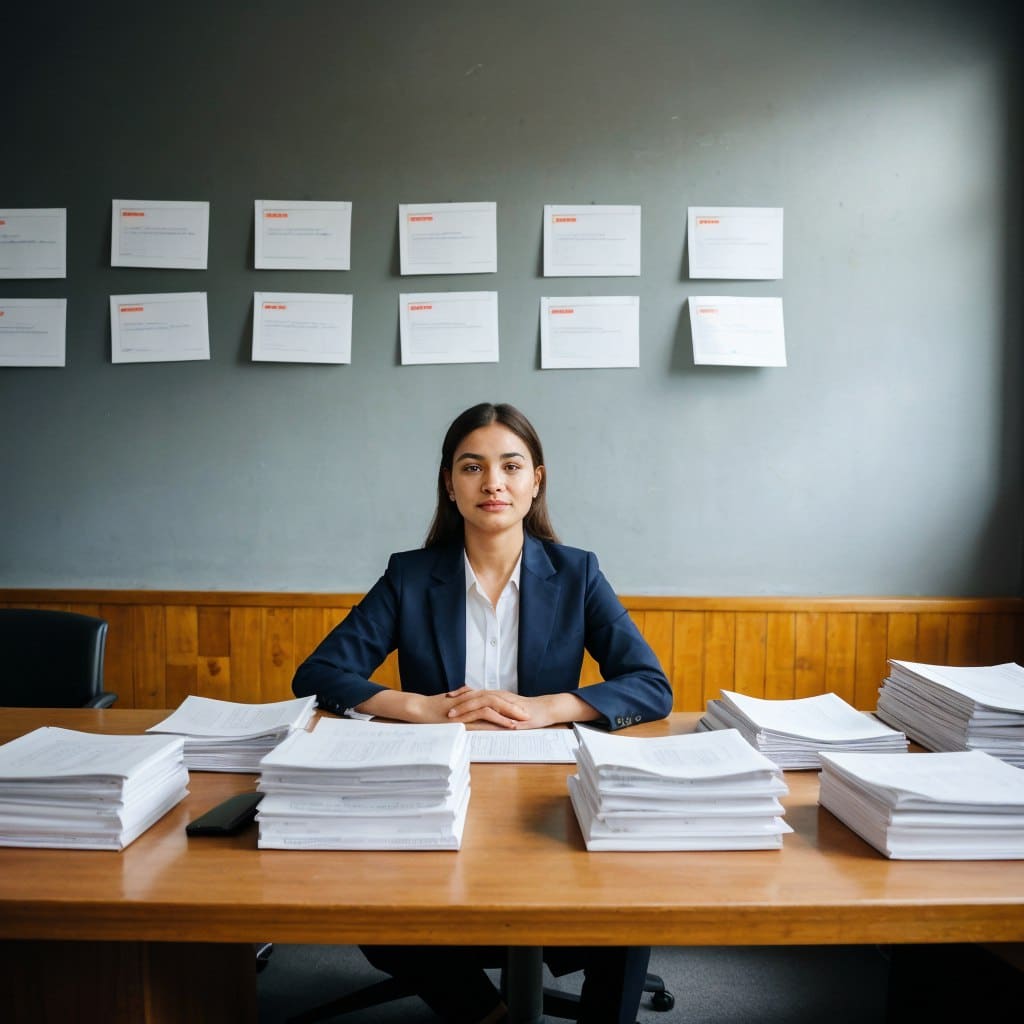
[0,608,116,708]
[286,963,674,1023]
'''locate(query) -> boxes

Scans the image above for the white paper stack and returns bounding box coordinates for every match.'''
[0,727,188,850]
[875,661,1024,767]
[818,749,1024,859]
[699,690,908,769]
[147,695,317,772]
[568,726,791,851]
[256,719,470,850]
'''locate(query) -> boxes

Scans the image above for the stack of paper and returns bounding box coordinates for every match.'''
[818,749,1024,859]
[699,690,908,769]
[256,719,470,850]
[0,727,188,850]
[147,695,317,772]
[568,726,791,851]
[875,661,1024,767]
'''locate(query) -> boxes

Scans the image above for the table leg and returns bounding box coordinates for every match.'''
[506,945,544,1024]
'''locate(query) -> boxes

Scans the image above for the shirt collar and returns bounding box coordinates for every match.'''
[463,550,522,596]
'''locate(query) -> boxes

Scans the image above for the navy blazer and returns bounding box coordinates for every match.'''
[293,535,672,730]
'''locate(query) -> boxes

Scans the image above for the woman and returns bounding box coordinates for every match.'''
[293,401,672,1024]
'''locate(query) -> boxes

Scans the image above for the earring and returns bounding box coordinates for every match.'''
[448,493,455,501]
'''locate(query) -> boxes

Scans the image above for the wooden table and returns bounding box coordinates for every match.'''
[1,709,1023,1022]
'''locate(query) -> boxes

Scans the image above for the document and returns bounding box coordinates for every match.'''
[111,199,209,269]
[148,695,317,772]
[543,205,641,276]
[0,298,67,367]
[689,296,786,367]
[0,727,188,851]
[469,728,579,763]
[688,207,783,279]
[252,292,353,364]
[400,291,499,364]
[399,202,497,275]
[540,295,639,369]
[254,200,351,270]
[109,292,209,363]
[258,720,470,849]
[700,690,907,769]
[0,208,66,278]
[819,749,1024,859]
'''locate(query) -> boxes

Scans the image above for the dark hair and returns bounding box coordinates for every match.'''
[425,402,559,548]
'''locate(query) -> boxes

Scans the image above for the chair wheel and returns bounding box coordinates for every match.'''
[649,989,675,1011]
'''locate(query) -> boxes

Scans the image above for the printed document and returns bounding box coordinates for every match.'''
[399,202,497,275]
[540,295,639,369]
[400,291,499,364]
[469,728,579,763]
[0,298,66,367]
[110,292,209,363]
[254,200,351,270]
[0,208,66,278]
[111,199,209,269]
[543,205,641,276]
[689,296,786,367]
[252,292,352,364]
[688,207,783,279]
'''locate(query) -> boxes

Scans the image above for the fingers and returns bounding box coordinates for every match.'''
[445,691,532,727]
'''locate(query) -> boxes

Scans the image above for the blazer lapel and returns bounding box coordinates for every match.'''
[428,544,466,691]
[518,534,559,694]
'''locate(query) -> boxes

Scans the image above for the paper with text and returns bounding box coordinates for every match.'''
[110,292,209,363]
[254,200,351,270]
[400,291,499,364]
[688,207,783,280]
[469,729,579,763]
[252,292,352,364]
[0,298,66,367]
[689,296,786,367]
[0,209,66,278]
[399,202,497,275]
[541,295,639,369]
[543,205,641,276]
[111,199,209,269]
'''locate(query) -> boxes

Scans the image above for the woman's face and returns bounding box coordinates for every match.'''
[444,422,543,542]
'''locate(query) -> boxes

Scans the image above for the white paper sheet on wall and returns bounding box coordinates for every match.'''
[252,292,352,364]
[110,199,209,269]
[398,202,497,275]
[0,209,67,278]
[540,296,639,369]
[109,292,210,363]
[254,200,352,270]
[688,207,783,280]
[399,291,499,364]
[0,298,67,366]
[689,296,786,367]
[543,205,641,276]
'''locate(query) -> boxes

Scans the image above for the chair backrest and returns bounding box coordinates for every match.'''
[0,608,111,707]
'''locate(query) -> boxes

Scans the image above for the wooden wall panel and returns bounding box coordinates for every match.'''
[2,591,1021,712]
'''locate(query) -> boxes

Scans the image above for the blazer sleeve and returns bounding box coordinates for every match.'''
[573,552,673,731]
[292,555,403,714]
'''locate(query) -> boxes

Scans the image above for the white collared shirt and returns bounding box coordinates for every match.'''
[463,551,521,692]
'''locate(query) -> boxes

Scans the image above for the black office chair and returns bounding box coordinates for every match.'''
[0,608,116,708]
[286,962,674,1023]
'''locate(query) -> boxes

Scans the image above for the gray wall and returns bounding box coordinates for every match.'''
[1,0,1020,596]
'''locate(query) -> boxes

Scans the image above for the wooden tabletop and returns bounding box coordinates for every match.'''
[1,708,1023,947]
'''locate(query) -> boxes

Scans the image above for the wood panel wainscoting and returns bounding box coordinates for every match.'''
[1,590,1022,712]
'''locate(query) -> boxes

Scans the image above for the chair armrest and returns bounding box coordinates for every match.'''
[86,692,118,709]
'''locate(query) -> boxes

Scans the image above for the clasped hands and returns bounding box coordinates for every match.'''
[359,685,597,729]
[440,686,552,730]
